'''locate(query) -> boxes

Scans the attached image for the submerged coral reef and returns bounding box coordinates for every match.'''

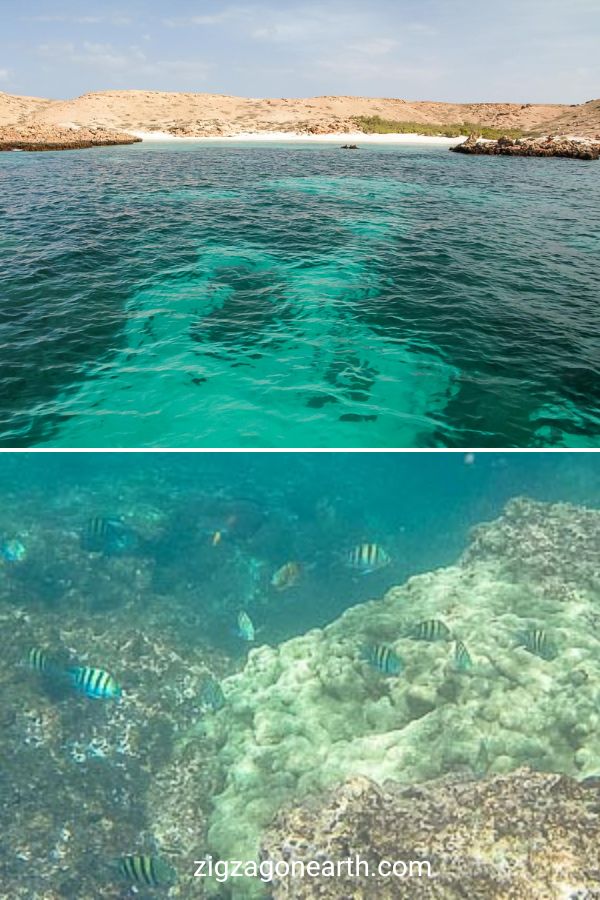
[261,771,600,898]
[3,490,600,898]
[0,480,238,897]
[0,600,225,897]
[204,498,600,892]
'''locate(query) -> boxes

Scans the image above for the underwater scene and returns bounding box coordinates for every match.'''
[2,450,600,898]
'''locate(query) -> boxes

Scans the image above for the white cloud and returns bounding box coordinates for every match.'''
[163,8,249,27]
[162,2,437,51]
[37,40,210,82]
[251,22,311,41]
[0,68,9,81]
[247,6,430,48]
[189,14,234,25]
[26,14,132,26]
[346,38,400,56]
[317,56,444,85]
[71,41,147,69]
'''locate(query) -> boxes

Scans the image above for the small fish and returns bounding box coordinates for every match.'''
[516,628,557,661]
[363,643,403,676]
[212,530,222,547]
[26,647,54,674]
[408,619,452,642]
[68,666,122,699]
[81,517,138,556]
[0,539,26,562]
[237,611,255,642]
[271,561,301,591]
[453,640,473,671]
[22,647,69,685]
[117,855,177,888]
[200,675,225,712]
[345,543,391,574]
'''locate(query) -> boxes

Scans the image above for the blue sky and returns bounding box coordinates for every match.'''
[1,0,599,102]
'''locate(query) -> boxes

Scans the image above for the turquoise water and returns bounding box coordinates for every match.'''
[2,451,599,635]
[1,142,599,448]
[2,451,600,897]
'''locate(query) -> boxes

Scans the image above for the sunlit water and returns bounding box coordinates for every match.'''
[1,142,599,447]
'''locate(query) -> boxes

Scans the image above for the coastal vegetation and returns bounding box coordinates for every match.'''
[354,115,526,139]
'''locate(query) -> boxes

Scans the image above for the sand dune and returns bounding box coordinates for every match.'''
[1,90,599,139]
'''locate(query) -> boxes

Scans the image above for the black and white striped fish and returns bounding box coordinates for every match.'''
[516,628,557,661]
[362,643,403,676]
[408,619,451,642]
[68,666,122,699]
[117,854,177,887]
[345,543,391,574]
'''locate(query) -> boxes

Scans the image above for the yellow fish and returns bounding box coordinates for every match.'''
[212,530,222,547]
[271,561,301,591]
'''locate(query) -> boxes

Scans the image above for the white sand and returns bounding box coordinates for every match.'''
[129,129,467,145]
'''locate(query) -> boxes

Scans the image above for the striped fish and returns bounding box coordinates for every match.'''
[68,666,121,699]
[27,647,53,674]
[363,643,403,676]
[81,516,138,556]
[409,619,451,642]
[81,516,120,549]
[345,543,391,574]
[453,640,473,671]
[517,628,557,662]
[117,855,177,887]
[23,647,68,686]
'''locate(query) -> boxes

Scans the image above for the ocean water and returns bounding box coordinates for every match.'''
[1,142,599,448]
[1,450,600,897]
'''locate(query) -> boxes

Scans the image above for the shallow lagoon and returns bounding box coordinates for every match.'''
[1,142,599,447]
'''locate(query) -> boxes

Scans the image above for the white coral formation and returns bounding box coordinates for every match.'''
[207,499,600,876]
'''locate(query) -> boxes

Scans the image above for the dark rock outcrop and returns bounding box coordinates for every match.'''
[0,124,142,152]
[261,770,600,898]
[452,133,600,159]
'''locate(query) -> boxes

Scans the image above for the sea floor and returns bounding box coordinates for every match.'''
[2,455,600,897]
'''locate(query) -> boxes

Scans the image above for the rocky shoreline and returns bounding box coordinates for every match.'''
[451,133,600,159]
[0,124,142,152]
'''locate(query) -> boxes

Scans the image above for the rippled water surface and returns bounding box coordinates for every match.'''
[1,141,599,447]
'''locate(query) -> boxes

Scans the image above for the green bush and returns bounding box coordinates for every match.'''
[353,116,525,140]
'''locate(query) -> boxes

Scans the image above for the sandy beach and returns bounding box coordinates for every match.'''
[129,129,467,145]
